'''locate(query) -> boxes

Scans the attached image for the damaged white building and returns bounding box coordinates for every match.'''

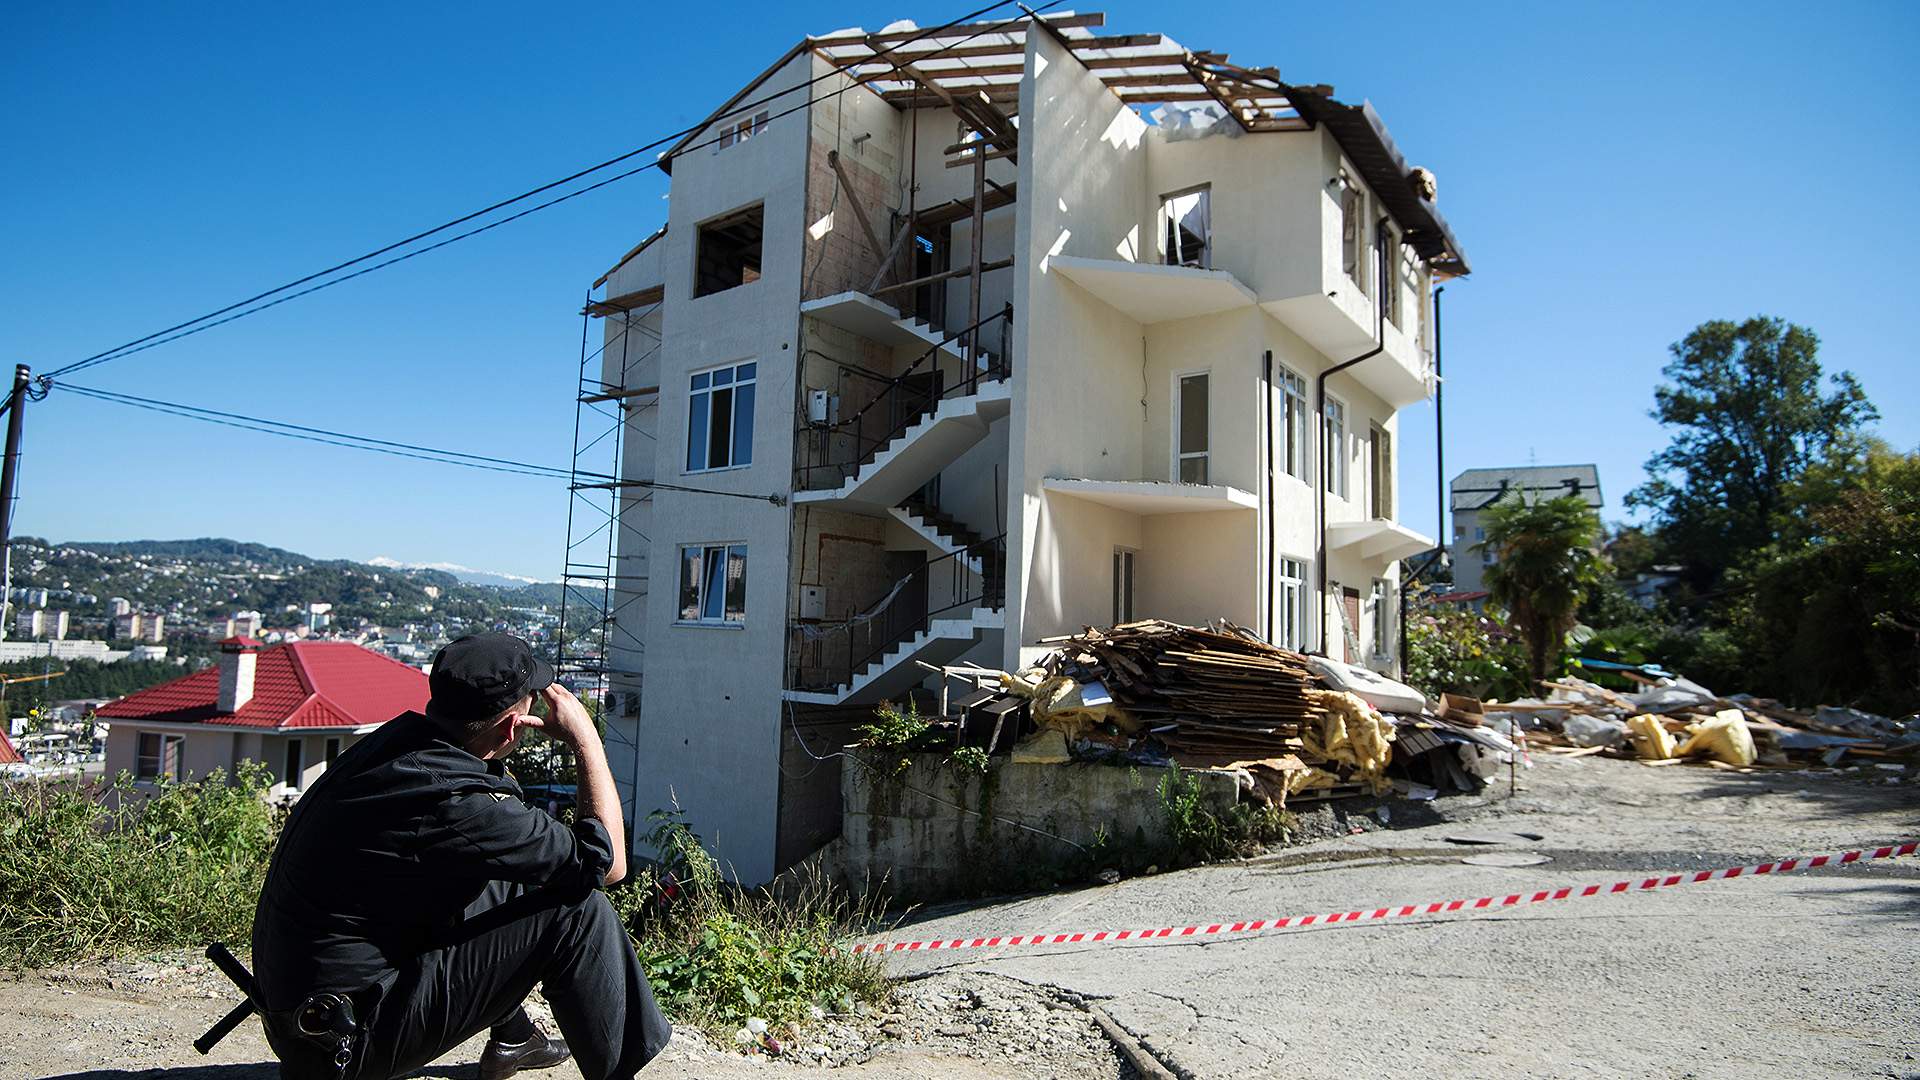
[577,11,1470,881]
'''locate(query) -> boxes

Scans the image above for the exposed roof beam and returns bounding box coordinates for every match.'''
[810,11,1102,48]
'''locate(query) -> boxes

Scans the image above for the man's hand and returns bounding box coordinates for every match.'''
[538,684,597,747]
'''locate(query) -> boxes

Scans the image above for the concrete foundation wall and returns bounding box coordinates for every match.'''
[837,753,1239,899]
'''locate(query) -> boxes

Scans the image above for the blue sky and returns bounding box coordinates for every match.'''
[4,3,1915,580]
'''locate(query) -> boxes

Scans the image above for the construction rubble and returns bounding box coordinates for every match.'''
[925,619,1919,809]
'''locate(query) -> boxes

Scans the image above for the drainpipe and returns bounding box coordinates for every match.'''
[1263,349,1274,643]
[1313,280,1388,656]
[1397,283,1445,675]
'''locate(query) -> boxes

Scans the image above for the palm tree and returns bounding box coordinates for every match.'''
[1478,494,1603,684]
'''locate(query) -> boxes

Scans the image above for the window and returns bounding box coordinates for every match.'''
[324,737,341,767]
[1339,180,1365,289]
[1376,222,1400,326]
[1277,558,1306,650]
[283,738,304,791]
[1369,423,1393,519]
[1176,372,1209,484]
[135,731,183,781]
[1160,187,1210,269]
[694,205,763,297]
[1277,366,1309,481]
[1323,396,1347,497]
[687,361,756,471]
[714,110,769,151]
[1112,549,1136,624]
[678,543,748,625]
[1370,579,1391,658]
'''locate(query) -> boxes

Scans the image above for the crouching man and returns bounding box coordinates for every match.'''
[251,633,670,1079]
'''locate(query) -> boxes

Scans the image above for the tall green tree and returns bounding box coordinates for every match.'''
[1627,317,1876,587]
[1479,494,1603,684]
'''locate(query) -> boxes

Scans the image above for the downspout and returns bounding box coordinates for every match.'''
[1313,276,1388,656]
[1397,283,1445,675]
[1263,349,1274,643]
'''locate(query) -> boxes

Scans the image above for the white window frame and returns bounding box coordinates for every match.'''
[1173,368,1211,484]
[1377,222,1401,327]
[1159,185,1211,269]
[135,731,183,782]
[677,542,748,627]
[1277,557,1307,651]
[714,110,770,151]
[1370,578,1391,659]
[1277,364,1309,482]
[1112,548,1137,624]
[1322,394,1349,499]
[1338,174,1367,291]
[1369,421,1393,519]
[685,360,757,474]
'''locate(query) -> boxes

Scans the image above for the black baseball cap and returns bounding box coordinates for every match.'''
[426,633,555,726]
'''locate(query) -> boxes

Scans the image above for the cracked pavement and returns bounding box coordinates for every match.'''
[883,754,1920,1079]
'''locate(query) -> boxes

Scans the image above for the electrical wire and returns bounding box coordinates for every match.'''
[46,0,1062,380]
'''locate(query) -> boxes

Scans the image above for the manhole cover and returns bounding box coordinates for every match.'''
[1463,852,1553,867]
[1444,831,1545,845]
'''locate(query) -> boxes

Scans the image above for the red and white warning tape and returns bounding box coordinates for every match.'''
[851,841,1918,954]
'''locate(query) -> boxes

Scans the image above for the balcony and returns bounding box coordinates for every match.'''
[1041,477,1258,514]
[1327,518,1435,564]
[1047,256,1256,324]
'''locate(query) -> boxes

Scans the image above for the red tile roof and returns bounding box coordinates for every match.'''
[0,729,21,765]
[96,642,427,730]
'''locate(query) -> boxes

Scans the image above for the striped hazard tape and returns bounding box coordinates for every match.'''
[850,840,1918,954]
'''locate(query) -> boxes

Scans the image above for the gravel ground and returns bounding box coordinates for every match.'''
[4,754,1915,1079]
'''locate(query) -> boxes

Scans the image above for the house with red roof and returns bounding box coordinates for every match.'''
[0,728,22,766]
[98,637,427,799]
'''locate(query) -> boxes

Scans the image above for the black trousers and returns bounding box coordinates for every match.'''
[271,881,671,1080]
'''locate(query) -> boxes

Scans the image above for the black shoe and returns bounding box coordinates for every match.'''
[478,1024,572,1080]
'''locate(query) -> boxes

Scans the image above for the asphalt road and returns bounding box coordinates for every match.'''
[883,754,1920,1079]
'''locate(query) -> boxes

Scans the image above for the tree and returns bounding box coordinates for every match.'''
[1479,494,1603,685]
[1627,317,1877,588]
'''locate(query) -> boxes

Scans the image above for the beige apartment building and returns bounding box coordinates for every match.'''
[579,12,1469,882]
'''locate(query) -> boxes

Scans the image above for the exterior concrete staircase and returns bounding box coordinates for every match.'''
[784,607,1004,706]
[794,379,1010,514]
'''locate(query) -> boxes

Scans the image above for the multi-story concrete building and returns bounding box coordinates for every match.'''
[581,12,1468,881]
[1448,465,1603,597]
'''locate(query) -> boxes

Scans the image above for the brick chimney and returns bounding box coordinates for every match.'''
[217,637,260,713]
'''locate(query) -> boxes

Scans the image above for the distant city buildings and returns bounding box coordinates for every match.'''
[1447,465,1604,598]
[14,609,69,640]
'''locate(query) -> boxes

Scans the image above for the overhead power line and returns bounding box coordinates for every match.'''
[45,0,1059,381]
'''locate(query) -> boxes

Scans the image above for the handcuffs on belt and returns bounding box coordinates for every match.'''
[295,992,362,1075]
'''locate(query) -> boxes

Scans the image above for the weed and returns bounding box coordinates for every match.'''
[1156,768,1295,866]
[950,745,990,775]
[612,809,888,1038]
[0,764,281,968]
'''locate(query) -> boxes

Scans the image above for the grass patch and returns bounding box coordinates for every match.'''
[1156,769,1296,866]
[0,765,280,968]
[611,810,888,1040]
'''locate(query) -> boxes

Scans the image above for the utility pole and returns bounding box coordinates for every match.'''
[0,365,32,643]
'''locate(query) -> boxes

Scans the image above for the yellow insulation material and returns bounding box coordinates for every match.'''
[1677,708,1757,767]
[1303,690,1396,789]
[1626,713,1677,760]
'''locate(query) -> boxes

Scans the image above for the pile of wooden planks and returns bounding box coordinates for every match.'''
[1037,619,1324,755]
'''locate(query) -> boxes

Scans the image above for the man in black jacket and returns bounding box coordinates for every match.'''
[251,633,670,1079]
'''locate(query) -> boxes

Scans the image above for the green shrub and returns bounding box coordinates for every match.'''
[1404,604,1532,700]
[613,810,888,1038]
[1156,770,1294,866]
[0,764,281,968]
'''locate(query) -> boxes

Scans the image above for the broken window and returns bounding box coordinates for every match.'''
[1112,548,1136,624]
[678,543,748,624]
[1323,396,1347,498]
[694,205,763,297]
[715,110,770,151]
[1277,557,1306,650]
[1160,187,1211,269]
[1339,179,1365,290]
[1278,365,1309,481]
[1176,371,1210,484]
[686,361,756,471]
[135,731,183,781]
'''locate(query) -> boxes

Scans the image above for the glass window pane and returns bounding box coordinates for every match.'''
[679,548,702,620]
[702,546,727,621]
[711,367,734,386]
[731,382,755,467]
[1180,455,1209,484]
[708,386,733,467]
[687,392,709,471]
[725,545,748,621]
[691,372,710,391]
[1179,374,1208,455]
[737,362,756,381]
